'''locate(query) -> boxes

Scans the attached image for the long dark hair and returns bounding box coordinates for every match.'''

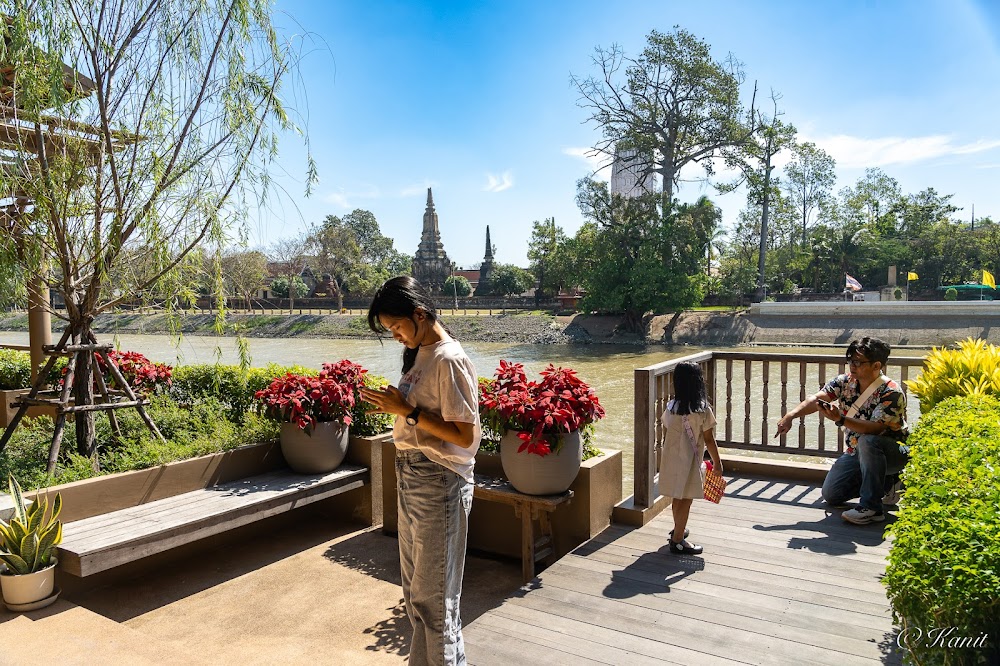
[368,276,442,374]
[671,362,708,415]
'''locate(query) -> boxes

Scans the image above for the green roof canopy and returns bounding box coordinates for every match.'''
[937,284,997,291]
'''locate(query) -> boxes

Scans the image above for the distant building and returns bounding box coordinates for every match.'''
[474,226,495,296]
[455,269,481,291]
[610,146,656,198]
[411,188,452,292]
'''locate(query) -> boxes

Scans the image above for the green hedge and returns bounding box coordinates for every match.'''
[0,349,67,390]
[0,348,31,390]
[0,396,280,491]
[169,362,393,436]
[884,395,1000,665]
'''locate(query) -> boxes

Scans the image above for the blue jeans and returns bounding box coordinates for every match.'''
[822,434,910,513]
[396,449,474,666]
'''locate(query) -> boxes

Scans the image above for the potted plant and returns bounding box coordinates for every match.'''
[0,476,63,610]
[480,360,605,495]
[255,360,364,474]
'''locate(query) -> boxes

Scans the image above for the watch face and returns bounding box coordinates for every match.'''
[406,408,419,426]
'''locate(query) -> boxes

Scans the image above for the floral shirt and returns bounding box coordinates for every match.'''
[822,374,909,454]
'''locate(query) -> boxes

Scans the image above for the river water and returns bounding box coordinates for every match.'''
[0,331,927,490]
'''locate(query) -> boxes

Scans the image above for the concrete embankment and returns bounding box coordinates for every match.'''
[1,301,998,347]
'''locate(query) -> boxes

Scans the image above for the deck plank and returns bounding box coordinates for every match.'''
[465,474,903,666]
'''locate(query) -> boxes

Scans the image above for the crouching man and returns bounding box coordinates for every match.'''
[774,337,909,525]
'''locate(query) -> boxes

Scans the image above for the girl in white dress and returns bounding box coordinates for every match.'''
[659,362,723,555]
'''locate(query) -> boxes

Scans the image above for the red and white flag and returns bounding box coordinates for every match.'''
[845,274,863,292]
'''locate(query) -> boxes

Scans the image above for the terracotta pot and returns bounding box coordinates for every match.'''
[0,558,57,607]
[500,430,582,495]
[279,421,350,474]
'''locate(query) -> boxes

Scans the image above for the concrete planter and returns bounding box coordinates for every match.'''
[31,436,390,525]
[0,388,59,427]
[379,440,623,563]
[279,421,350,474]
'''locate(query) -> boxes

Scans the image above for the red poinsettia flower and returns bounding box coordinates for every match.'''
[255,359,369,434]
[479,361,605,457]
[62,349,172,397]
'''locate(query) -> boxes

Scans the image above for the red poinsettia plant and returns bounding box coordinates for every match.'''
[255,360,367,433]
[61,349,172,396]
[479,360,605,456]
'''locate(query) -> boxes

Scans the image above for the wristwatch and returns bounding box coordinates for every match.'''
[405,406,421,426]
[835,415,846,427]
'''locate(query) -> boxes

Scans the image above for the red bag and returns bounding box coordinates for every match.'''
[684,416,726,503]
[702,461,727,504]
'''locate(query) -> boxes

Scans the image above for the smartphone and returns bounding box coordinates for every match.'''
[817,399,832,409]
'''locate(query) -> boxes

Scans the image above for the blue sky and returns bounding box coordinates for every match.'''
[258,0,1000,268]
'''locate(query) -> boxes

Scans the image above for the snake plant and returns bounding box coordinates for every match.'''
[0,476,62,575]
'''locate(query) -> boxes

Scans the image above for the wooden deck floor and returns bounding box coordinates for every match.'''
[464,475,904,666]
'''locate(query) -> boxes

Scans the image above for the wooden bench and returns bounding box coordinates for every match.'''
[473,475,573,583]
[58,465,369,577]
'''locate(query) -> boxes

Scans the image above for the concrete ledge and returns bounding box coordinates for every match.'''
[0,492,15,522]
[612,492,672,527]
[751,301,1000,317]
[720,453,830,483]
[381,445,624,563]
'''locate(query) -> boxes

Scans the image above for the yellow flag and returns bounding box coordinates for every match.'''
[984,270,997,290]
[907,272,918,281]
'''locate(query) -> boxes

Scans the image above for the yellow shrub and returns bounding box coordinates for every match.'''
[906,337,1000,413]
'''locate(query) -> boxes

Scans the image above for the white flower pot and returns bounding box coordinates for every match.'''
[279,421,350,474]
[0,558,57,608]
[500,430,582,495]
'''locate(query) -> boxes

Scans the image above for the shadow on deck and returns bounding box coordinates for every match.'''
[465,474,905,666]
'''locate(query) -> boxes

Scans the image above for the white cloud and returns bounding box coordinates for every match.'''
[400,180,437,197]
[483,171,514,192]
[562,147,611,181]
[805,133,1000,169]
[321,185,381,209]
[323,191,350,208]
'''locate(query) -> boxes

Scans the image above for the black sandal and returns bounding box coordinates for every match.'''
[669,528,690,540]
[669,540,703,555]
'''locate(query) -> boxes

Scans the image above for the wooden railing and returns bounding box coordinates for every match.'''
[632,350,927,509]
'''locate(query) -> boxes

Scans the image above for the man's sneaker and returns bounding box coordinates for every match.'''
[842,506,885,525]
[883,479,903,506]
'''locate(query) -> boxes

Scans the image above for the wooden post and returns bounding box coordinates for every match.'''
[26,274,51,384]
[633,368,655,509]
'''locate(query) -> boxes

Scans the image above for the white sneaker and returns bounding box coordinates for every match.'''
[883,480,903,506]
[842,507,885,525]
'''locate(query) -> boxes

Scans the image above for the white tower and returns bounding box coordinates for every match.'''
[610,147,656,198]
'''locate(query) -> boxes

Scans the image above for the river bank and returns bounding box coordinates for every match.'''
[1,304,996,346]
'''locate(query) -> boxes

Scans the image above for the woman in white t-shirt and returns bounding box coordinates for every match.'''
[360,276,480,666]
[659,362,723,555]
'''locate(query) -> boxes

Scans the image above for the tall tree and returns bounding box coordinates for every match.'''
[840,168,903,235]
[308,217,361,311]
[0,1,312,460]
[573,178,705,330]
[488,264,535,300]
[527,218,566,305]
[728,93,796,299]
[268,237,309,313]
[313,209,411,300]
[572,27,756,202]
[784,142,836,245]
[221,250,269,310]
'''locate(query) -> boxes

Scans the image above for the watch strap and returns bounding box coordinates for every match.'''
[406,406,421,425]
